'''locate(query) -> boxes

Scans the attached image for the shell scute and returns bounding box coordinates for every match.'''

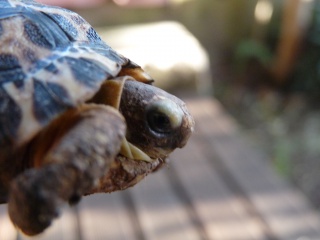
[0,53,21,70]
[0,9,70,49]
[70,14,86,26]
[86,27,103,44]
[90,45,127,65]
[45,81,71,105]
[0,69,26,84]
[69,47,79,53]
[22,49,37,64]
[45,13,78,41]
[0,0,10,8]
[29,60,49,74]
[22,13,70,49]
[32,79,70,125]
[0,53,26,87]
[44,63,59,74]
[0,0,128,147]
[63,56,112,88]
[0,85,22,147]
[23,19,55,49]
[0,69,26,87]
[13,79,25,89]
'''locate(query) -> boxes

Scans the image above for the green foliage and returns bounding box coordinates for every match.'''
[290,1,320,99]
[234,39,273,72]
[273,138,293,177]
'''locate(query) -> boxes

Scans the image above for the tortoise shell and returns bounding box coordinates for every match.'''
[0,0,152,149]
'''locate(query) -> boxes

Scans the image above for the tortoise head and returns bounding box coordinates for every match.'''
[119,79,194,161]
[90,74,194,162]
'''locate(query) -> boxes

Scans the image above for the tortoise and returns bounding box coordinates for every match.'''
[0,0,194,236]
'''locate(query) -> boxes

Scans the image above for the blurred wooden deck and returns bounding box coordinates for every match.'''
[1,97,320,240]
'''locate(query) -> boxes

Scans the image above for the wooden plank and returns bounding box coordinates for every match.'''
[189,98,320,239]
[78,192,137,240]
[128,169,201,240]
[170,136,268,240]
[0,204,18,240]
[3,97,319,240]
[19,206,79,240]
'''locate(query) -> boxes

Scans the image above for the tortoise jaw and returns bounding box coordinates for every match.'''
[120,138,153,162]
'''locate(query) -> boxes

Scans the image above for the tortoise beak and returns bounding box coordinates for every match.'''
[120,138,152,162]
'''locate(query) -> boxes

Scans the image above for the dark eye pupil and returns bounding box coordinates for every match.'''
[147,112,172,134]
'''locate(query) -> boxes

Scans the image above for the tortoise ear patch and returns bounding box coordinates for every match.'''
[0,86,22,146]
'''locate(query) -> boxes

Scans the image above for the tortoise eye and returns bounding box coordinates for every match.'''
[146,99,183,134]
[147,111,172,134]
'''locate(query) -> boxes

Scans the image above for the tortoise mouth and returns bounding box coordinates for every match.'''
[119,138,154,162]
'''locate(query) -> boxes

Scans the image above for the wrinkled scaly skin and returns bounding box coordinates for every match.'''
[7,105,126,235]
[1,79,194,236]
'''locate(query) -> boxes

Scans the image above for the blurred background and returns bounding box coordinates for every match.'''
[39,0,320,210]
[2,0,320,239]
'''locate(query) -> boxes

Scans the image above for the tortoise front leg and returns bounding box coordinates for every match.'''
[8,104,125,236]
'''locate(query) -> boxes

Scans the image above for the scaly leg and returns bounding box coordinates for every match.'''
[8,104,125,236]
